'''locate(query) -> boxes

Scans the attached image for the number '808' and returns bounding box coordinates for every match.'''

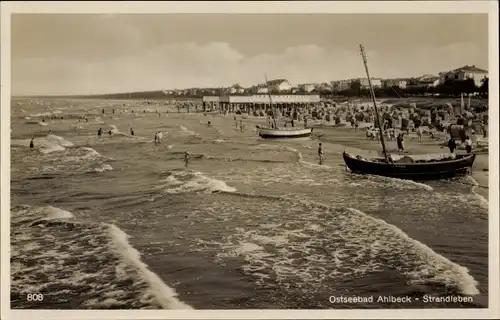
[27,293,44,301]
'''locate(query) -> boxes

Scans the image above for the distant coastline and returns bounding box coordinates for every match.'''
[13,91,490,101]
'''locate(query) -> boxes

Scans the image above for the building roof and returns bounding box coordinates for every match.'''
[231,84,244,89]
[266,79,289,85]
[452,65,488,73]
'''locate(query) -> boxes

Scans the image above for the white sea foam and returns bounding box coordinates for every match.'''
[110,125,120,133]
[43,206,76,220]
[38,135,74,154]
[11,205,193,309]
[347,208,479,296]
[108,224,193,309]
[90,164,114,173]
[212,198,479,296]
[465,176,489,209]
[12,134,74,154]
[179,125,199,137]
[160,170,236,194]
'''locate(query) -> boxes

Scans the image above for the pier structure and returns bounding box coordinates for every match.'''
[202,96,220,112]
[203,94,321,119]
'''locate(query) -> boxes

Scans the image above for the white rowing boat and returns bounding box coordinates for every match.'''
[257,126,313,139]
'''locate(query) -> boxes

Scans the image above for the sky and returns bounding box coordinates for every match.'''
[11,13,489,95]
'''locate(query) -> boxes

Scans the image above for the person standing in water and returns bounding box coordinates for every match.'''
[464,136,473,153]
[29,137,35,149]
[397,132,405,152]
[318,142,324,165]
[447,136,457,154]
[98,128,102,137]
[184,151,189,168]
[154,132,158,144]
[130,128,135,136]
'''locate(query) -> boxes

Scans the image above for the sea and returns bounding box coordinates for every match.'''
[9,98,489,309]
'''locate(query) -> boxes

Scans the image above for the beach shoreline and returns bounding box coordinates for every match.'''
[310,125,489,200]
[192,110,489,201]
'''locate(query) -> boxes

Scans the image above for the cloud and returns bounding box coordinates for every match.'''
[12,41,487,96]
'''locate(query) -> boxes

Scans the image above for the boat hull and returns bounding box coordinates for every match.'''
[342,152,476,180]
[258,128,313,139]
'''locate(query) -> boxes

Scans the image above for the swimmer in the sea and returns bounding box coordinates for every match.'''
[184,151,189,168]
[29,137,34,149]
[98,128,102,137]
[130,128,135,136]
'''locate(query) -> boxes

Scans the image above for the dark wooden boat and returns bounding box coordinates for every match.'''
[343,152,475,180]
[342,45,476,180]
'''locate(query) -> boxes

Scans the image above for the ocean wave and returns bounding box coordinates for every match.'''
[464,176,488,210]
[158,170,236,194]
[210,194,479,297]
[179,125,199,137]
[11,134,74,154]
[251,144,304,162]
[349,173,434,191]
[88,163,114,173]
[11,205,192,309]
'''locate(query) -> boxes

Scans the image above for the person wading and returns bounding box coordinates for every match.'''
[397,132,405,152]
[448,136,457,154]
[464,136,473,153]
[184,151,189,168]
[318,142,324,165]
[29,137,35,149]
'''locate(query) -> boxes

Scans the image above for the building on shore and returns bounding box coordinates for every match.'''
[248,84,269,94]
[439,65,488,87]
[229,84,245,94]
[202,94,321,116]
[358,78,382,89]
[406,74,439,90]
[298,83,318,93]
[381,78,408,89]
[266,79,293,92]
[331,79,352,92]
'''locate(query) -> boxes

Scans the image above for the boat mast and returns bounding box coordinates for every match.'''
[264,74,280,120]
[264,74,274,105]
[359,44,389,161]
